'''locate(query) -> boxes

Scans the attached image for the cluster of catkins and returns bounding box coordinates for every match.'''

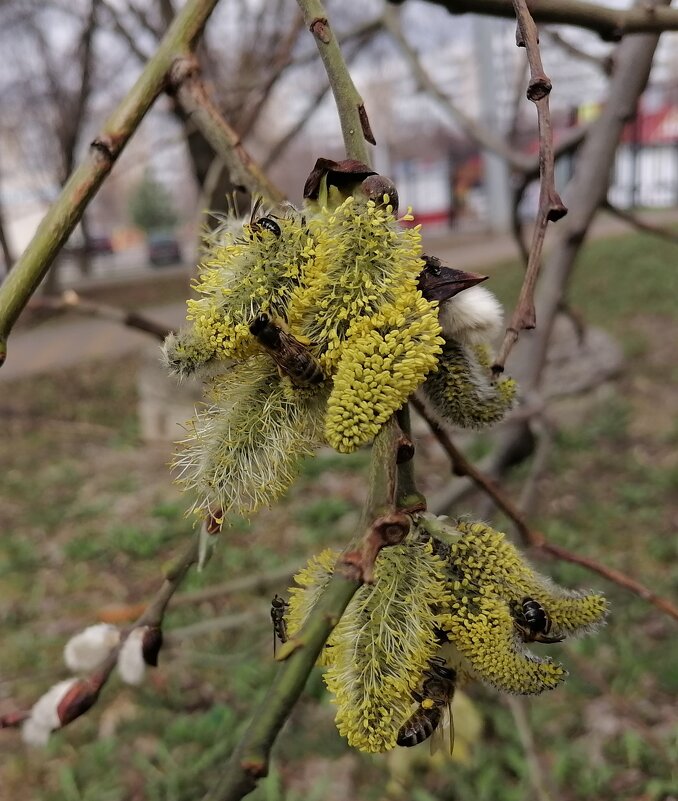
[164,161,515,519]
[165,161,607,756]
[285,517,608,753]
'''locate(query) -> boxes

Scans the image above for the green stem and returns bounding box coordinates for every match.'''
[0,0,221,366]
[204,575,358,801]
[172,59,285,204]
[205,420,401,801]
[296,0,374,165]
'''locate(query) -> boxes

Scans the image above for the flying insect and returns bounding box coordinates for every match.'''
[249,313,325,387]
[397,657,456,753]
[270,594,289,657]
[511,597,564,644]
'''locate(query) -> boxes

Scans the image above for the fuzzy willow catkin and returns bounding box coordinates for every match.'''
[421,341,516,429]
[285,519,608,752]
[286,538,451,752]
[173,358,327,517]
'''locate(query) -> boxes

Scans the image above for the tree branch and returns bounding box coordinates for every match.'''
[426,0,678,40]
[602,200,678,245]
[411,397,678,624]
[28,290,174,341]
[169,55,285,203]
[296,0,375,163]
[383,7,532,172]
[1,524,205,733]
[543,28,613,74]
[493,0,567,374]
[0,0,221,367]
[205,420,405,801]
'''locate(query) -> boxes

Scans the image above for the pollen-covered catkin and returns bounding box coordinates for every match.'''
[173,357,327,518]
[428,519,608,694]
[421,341,516,429]
[286,539,451,752]
[183,211,310,366]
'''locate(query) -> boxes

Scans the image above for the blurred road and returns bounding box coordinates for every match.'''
[2,208,677,382]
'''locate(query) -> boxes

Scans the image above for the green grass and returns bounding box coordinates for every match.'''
[1,230,678,800]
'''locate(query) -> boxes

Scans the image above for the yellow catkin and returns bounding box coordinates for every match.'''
[430,520,608,693]
[286,540,451,752]
[422,341,516,429]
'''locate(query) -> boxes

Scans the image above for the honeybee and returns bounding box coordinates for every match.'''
[270,594,289,657]
[248,197,282,238]
[397,657,456,753]
[511,597,564,644]
[249,313,325,387]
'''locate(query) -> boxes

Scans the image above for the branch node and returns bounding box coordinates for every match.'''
[166,53,200,93]
[547,195,568,222]
[396,433,415,464]
[526,76,552,101]
[310,17,331,44]
[341,512,410,584]
[90,136,118,163]
[358,103,376,145]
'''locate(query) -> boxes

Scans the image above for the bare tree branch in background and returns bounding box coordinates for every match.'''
[602,199,678,244]
[426,0,678,39]
[543,28,613,74]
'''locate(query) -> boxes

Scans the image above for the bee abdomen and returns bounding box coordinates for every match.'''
[396,707,441,747]
[522,598,550,634]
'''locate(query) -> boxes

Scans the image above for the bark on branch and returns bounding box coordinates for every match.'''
[0,0,221,367]
[427,0,678,40]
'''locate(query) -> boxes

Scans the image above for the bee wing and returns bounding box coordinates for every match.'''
[429,702,455,758]
[250,195,263,223]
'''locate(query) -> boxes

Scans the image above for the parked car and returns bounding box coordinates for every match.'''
[147,232,182,267]
[63,234,114,256]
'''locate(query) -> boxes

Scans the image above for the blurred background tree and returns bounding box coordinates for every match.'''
[0,1,677,800]
[129,169,178,234]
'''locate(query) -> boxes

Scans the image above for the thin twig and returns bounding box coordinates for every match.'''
[28,290,174,341]
[493,1,567,374]
[412,397,678,624]
[505,696,554,801]
[0,0,221,367]
[296,0,374,163]
[0,526,205,732]
[99,561,301,623]
[206,420,405,801]
[427,0,678,40]
[167,608,265,642]
[170,56,285,203]
[383,7,532,172]
[543,28,613,74]
[602,200,678,244]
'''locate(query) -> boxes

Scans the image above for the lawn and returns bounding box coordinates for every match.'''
[0,230,676,801]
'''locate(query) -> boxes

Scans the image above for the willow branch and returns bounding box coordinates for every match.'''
[602,200,678,245]
[1,526,205,732]
[493,1,567,374]
[383,7,532,172]
[296,0,374,163]
[426,0,678,40]
[0,0,220,367]
[412,398,678,624]
[206,419,406,801]
[543,28,613,73]
[28,290,174,341]
[170,56,285,203]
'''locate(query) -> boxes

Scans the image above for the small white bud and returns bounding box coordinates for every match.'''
[21,678,78,747]
[117,628,146,686]
[64,624,120,672]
